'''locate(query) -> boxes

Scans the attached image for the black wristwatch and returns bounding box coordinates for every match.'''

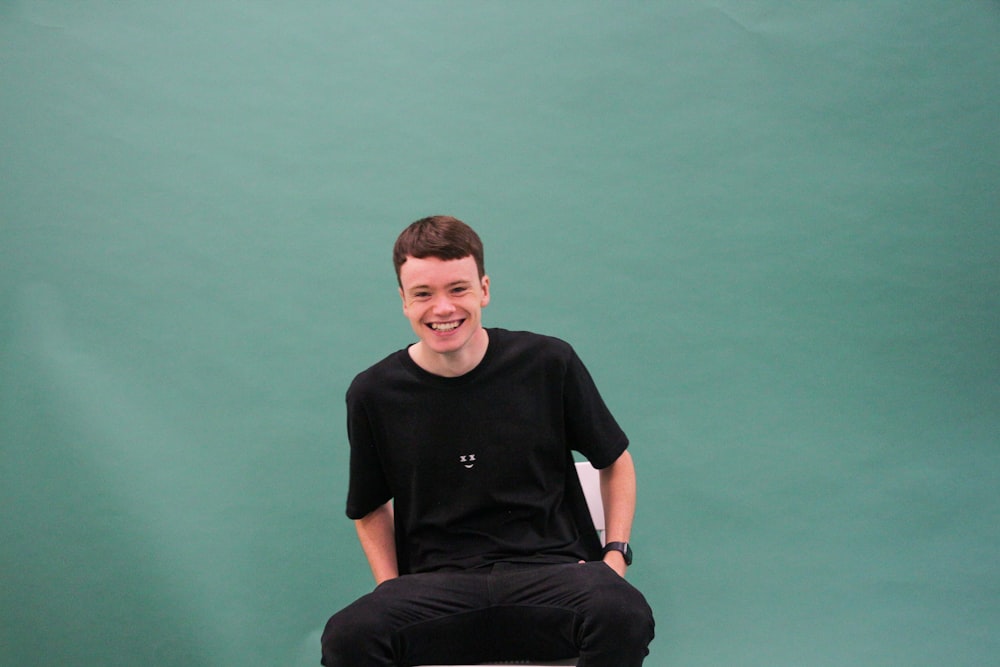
[602,541,633,566]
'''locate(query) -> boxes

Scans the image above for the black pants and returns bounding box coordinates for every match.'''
[321,561,655,667]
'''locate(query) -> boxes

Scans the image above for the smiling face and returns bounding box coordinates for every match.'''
[398,254,491,376]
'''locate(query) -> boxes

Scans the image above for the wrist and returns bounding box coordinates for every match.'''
[603,550,627,567]
[602,541,633,566]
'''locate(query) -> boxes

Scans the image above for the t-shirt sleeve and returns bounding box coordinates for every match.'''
[344,384,393,520]
[563,348,629,469]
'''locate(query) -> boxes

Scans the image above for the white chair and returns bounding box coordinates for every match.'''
[419,461,603,667]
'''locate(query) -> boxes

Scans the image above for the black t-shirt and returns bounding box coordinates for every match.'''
[345,328,628,574]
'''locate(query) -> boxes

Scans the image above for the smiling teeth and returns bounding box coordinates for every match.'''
[430,321,460,331]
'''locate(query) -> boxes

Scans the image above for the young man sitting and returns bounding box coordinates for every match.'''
[321,216,655,666]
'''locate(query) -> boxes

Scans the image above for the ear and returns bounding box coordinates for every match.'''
[480,275,491,307]
[399,286,408,313]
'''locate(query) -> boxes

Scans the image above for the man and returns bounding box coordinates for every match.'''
[321,216,654,666]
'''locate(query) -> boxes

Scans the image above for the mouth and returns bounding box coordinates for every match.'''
[427,320,464,332]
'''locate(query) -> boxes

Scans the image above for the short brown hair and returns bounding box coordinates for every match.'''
[393,216,486,286]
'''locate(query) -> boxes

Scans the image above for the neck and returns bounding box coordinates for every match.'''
[410,328,489,377]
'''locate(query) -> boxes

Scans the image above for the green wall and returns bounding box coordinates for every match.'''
[2,2,997,666]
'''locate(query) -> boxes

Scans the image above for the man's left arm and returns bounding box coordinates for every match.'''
[599,449,636,577]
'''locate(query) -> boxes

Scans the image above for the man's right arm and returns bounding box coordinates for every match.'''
[355,500,399,585]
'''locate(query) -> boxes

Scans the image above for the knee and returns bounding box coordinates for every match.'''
[319,611,354,666]
[584,572,655,647]
[321,606,387,667]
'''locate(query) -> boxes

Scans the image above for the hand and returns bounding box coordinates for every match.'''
[602,551,628,578]
[578,555,627,578]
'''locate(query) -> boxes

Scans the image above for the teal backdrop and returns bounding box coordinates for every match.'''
[2,2,998,666]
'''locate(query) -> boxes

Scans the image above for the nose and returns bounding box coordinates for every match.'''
[431,294,456,316]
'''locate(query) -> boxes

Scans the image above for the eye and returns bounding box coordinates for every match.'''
[451,286,469,295]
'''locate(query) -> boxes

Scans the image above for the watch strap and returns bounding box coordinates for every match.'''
[602,541,633,566]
